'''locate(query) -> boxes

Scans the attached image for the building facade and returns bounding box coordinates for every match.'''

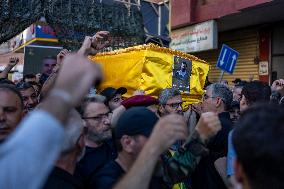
[171,0,284,84]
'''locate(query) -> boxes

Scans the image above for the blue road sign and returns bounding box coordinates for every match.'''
[217,44,239,74]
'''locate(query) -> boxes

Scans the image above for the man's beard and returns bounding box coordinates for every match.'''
[87,130,112,143]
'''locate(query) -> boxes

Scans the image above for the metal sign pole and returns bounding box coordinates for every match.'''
[219,70,225,83]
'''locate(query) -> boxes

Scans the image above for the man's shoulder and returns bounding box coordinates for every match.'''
[218,112,233,129]
[89,160,125,189]
[96,160,124,177]
[75,145,115,181]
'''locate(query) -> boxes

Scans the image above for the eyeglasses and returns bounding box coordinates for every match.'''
[83,112,112,122]
[165,101,183,109]
[202,94,225,103]
[202,93,218,101]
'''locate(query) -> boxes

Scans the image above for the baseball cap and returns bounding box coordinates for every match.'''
[114,107,159,139]
[100,87,127,102]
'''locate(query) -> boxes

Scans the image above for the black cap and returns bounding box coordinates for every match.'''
[100,87,127,102]
[114,107,158,139]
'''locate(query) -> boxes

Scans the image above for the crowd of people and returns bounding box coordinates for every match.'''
[0,31,284,189]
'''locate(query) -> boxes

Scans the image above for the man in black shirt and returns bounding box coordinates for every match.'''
[89,107,220,189]
[191,83,233,189]
[89,107,161,189]
[74,95,117,187]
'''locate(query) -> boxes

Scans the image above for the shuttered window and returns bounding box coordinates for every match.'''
[193,28,259,84]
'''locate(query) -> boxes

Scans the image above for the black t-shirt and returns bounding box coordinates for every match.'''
[43,167,83,189]
[74,140,117,187]
[191,112,232,189]
[89,160,124,189]
[89,160,169,189]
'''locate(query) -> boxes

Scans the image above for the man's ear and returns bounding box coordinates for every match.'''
[215,97,223,108]
[158,105,165,115]
[121,135,134,153]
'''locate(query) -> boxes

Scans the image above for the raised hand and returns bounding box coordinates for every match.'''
[195,112,221,141]
[148,114,188,154]
[52,53,102,106]
[271,79,284,92]
[57,49,70,65]
[78,31,110,56]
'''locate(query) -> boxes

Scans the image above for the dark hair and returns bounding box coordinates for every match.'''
[0,84,24,109]
[23,74,36,82]
[0,78,15,85]
[15,82,34,91]
[43,55,56,61]
[230,100,240,109]
[234,81,247,88]
[233,104,284,189]
[241,81,271,106]
[114,135,140,153]
[27,81,42,91]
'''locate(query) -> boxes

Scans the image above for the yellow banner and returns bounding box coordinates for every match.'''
[89,44,209,105]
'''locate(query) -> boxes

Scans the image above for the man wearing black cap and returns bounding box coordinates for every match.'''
[89,107,159,189]
[100,87,127,111]
[89,107,222,189]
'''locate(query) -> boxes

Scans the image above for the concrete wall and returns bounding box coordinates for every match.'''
[171,0,272,29]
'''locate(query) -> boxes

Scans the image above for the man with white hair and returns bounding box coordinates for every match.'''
[43,110,85,189]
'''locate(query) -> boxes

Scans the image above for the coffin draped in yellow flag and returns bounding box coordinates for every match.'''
[89,44,209,105]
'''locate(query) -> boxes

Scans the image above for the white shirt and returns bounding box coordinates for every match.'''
[0,110,65,189]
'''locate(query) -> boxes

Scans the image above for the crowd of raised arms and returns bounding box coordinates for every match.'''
[0,31,284,189]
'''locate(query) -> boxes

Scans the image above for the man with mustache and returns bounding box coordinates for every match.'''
[0,84,23,143]
[75,95,117,187]
[16,82,38,113]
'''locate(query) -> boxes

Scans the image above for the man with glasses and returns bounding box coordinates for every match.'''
[158,88,183,117]
[75,95,117,187]
[191,83,233,189]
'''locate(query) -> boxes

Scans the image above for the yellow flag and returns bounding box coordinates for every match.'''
[89,44,209,105]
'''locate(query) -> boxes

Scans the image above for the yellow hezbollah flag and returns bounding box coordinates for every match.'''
[89,44,209,105]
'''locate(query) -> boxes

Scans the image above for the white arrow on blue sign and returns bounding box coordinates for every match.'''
[216,44,239,74]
